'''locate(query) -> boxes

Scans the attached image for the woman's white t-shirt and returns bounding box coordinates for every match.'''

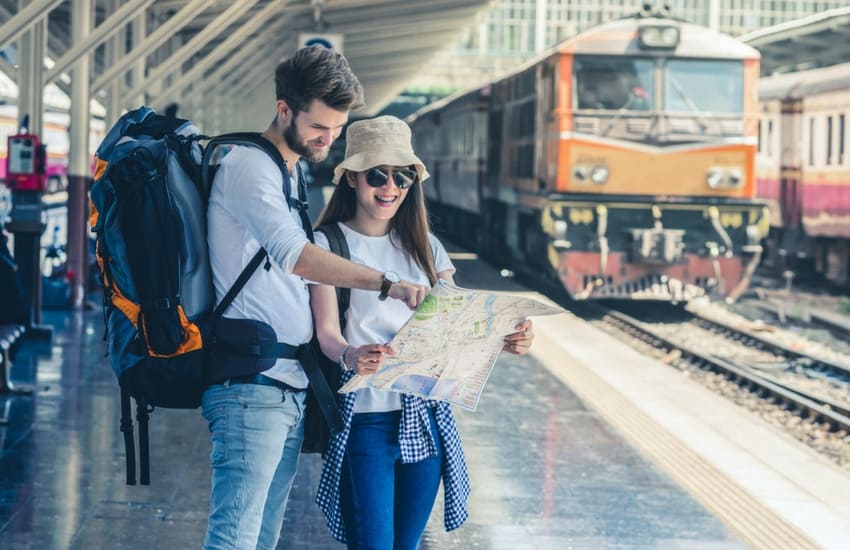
[313,222,455,413]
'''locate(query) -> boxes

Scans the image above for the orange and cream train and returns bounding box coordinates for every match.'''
[409,12,769,301]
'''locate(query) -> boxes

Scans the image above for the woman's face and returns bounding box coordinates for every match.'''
[350,165,416,223]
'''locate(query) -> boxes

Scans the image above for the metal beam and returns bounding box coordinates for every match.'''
[179,17,292,110]
[150,1,299,111]
[122,0,260,103]
[0,0,64,50]
[44,0,155,85]
[90,0,210,93]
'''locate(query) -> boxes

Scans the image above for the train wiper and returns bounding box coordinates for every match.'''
[668,75,710,132]
[601,87,651,136]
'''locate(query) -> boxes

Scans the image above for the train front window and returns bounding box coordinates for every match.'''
[574,58,654,111]
[664,60,743,114]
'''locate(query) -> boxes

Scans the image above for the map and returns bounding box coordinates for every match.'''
[338,280,564,410]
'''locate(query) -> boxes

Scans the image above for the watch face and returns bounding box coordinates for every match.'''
[385,271,400,283]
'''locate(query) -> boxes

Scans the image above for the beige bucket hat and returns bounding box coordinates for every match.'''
[332,115,430,184]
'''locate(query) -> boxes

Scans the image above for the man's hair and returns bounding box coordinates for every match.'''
[275,46,364,113]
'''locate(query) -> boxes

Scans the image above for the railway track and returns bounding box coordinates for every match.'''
[596,305,850,434]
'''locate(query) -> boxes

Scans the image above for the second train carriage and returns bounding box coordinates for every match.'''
[410,12,770,301]
[757,62,850,288]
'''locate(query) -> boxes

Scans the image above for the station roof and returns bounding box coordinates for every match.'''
[740,6,850,75]
[0,0,491,125]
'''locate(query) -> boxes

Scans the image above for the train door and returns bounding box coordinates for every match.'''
[538,60,557,193]
[779,98,803,242]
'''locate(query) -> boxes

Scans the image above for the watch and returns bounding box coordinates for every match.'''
[378,271,400,301]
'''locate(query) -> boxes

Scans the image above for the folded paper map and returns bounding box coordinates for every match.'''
[339,280,563,410]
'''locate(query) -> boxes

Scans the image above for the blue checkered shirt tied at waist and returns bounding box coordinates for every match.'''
[315,371,471,543]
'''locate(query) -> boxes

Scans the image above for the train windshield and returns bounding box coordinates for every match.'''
[574,58,654,111]
[664,60,743,114]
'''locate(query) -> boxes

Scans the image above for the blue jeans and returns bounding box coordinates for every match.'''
[339,409,444,550]
[201,382,306,550]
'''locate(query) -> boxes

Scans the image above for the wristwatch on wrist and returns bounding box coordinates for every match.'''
[378,271,400,301]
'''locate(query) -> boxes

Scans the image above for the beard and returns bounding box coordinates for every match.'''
[283,118,328,163]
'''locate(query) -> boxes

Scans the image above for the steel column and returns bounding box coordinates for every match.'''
[67,0,92,309]
[105,0,124,125]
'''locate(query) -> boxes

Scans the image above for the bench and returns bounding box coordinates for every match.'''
[0,324,31,424]
[0,323,29,392]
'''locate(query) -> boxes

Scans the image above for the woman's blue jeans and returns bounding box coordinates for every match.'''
[340,409,444,550]
[201,382,306,550]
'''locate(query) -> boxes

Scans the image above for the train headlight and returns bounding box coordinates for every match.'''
[591,165,609,184]
[706,169,724,189]
[639,25,680,49]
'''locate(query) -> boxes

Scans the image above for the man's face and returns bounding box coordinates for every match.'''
[282,99,348,163]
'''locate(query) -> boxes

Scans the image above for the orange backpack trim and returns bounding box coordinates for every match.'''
[110,284,203,358]
[141,305,204,358]
[93,157,108,181]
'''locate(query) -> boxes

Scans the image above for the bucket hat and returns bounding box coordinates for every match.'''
[332,115,429,184]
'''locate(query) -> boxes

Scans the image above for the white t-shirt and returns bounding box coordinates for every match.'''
[314,222,455,413]
[207,146,311,388]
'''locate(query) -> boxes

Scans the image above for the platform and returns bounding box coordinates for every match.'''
[1,249,846,548]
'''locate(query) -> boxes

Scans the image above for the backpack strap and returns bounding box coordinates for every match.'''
[119,385,136,485]
[136,397,151,486]
[203,132,316,322]
[211,248,267,321]
[299,223,352,436]
[316,223,351,331]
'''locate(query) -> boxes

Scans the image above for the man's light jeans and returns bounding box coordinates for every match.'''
[201,382,306,550]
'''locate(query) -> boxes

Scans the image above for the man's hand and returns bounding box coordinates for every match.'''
[388,280,429,309]
[503,319,534,355]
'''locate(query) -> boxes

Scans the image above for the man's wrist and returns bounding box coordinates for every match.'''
[379,271,400,300]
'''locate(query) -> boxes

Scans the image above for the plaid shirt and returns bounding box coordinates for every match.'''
[315,371,471,543]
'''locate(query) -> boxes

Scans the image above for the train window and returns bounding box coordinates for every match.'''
[574,57,654,111]
[767,120,773,158]
[827,116,833,166]
[809,117,816,167]
[664,60,743,114]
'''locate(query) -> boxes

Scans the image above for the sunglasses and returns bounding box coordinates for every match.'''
[364,166,418,190]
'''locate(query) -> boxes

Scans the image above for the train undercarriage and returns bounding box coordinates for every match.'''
[429,196,769,303]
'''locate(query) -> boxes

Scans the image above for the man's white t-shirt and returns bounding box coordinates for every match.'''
[314,222,455,413]
[207,146,311,388]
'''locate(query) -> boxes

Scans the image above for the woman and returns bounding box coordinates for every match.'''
[310,115,534,549]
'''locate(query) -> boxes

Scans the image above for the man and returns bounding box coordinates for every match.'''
[203,46,428,549]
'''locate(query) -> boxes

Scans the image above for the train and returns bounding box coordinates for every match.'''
[757,62,850,288]
[408,10,770,302]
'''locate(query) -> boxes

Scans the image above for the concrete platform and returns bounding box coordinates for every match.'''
[2,248,842,548]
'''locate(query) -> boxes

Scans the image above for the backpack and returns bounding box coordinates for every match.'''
[90,107,341,485]
[301,223,350,455]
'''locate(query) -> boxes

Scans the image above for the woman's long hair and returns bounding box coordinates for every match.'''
[315,169,438,286]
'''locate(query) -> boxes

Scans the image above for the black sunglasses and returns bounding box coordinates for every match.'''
[364,166,418,189]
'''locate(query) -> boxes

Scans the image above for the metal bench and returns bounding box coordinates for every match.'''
[0,324,30,392]
[0,324,32,423]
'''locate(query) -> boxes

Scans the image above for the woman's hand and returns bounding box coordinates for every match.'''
[346,343,395,375]
[502,319,534,355]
